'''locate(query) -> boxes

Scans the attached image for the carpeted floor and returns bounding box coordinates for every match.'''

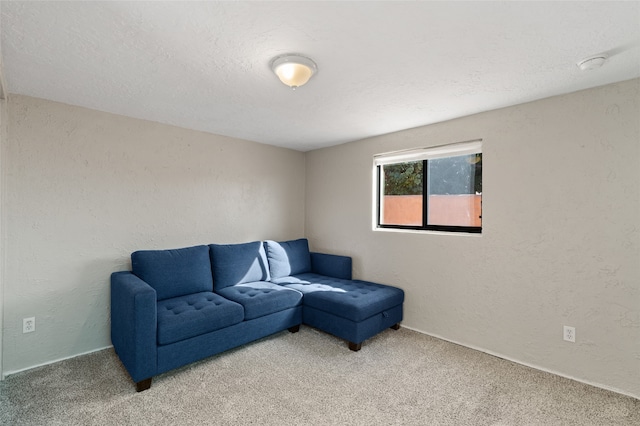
[1,326,638,425]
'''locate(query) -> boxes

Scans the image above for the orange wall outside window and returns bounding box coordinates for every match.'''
[382,194,481,227]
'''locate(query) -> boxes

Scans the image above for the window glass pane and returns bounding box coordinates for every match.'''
[380,161,423,226]
[427,154,482,227]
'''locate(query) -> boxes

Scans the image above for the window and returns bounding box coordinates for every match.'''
[374,140,482,233]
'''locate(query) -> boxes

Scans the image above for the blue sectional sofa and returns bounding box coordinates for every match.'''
[111,238,404,391]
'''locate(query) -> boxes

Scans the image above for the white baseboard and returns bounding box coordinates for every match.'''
[401,325,639,401]
[2,345,113,380]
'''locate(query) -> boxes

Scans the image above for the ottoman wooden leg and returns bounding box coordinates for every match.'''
[288,325,300,333]
[390,323,401,330]
[348,341,362,351]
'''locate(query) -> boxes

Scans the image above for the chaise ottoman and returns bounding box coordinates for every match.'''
[266,239,405,350]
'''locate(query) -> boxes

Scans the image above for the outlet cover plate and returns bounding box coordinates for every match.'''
[563,325,575,343]
[23,317,35,333]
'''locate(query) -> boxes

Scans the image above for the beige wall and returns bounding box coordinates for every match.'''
[2,95,306,374]
[0,92,5,379]
[0,0,5,378]
[305,79,640,398]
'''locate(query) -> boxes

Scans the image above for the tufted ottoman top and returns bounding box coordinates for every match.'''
[273,273,404,322]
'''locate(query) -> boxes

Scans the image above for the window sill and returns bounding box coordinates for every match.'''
[372,227,482,237]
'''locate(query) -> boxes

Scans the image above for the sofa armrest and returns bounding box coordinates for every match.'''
[310,252,352,280]
[110,271,158,383]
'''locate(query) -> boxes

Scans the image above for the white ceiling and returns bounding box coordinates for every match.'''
[2,1,639,151]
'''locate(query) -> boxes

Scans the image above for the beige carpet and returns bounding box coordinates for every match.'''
[1,326,638,425]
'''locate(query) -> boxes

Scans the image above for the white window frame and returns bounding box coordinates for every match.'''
[373,139,482,234]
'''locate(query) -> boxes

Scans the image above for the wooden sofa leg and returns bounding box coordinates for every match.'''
[136,378,152,392]
[348,341,362,352]
[288,325,300,333]
[390,323,401,330]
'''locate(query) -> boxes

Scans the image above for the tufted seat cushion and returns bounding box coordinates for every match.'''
[216,282,303,320]
[273,273,404,322]
[157,292,244,345]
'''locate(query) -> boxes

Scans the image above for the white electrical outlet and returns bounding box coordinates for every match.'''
[23,317,36,333]
[563,325,575,343]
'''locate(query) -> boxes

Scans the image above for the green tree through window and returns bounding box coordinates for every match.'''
[383,161,422,195]
[383,155,482,196]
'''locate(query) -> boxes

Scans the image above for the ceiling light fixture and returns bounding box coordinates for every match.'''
[270,54,317,89]
[577,55,608,71]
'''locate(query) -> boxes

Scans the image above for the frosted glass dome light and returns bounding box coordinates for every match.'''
[271,54,317,89]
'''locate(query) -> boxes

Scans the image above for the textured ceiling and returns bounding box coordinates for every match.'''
[2,1,639,151]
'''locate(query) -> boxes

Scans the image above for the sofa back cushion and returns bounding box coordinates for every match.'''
[209,241,271,290]
[131,245,213,301]
[265,238,312,279]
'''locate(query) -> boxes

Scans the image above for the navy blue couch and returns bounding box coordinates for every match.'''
[111,239,404,391]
